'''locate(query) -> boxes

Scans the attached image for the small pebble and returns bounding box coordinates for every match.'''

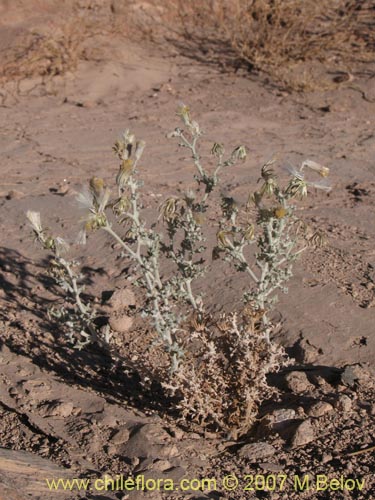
[307,401,334,417]
[335,394,352,413]
[322,453,332,464]
[290,419,315,448]
[6,190,24,200]
[273,408,296,423]
[238,442,276,461]
[285,371,313,393]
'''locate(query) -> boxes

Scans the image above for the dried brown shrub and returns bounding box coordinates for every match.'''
[0,1,115,90]
[165,309,288,437]
[1,23,85,84]
[142,0,375,89]
[2,1,374,92]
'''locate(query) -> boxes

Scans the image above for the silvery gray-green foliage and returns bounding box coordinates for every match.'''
[27,105,249,372]
[25,211,105,349]
[100,105,249,372]
[27,106,331,433]
[214,157,330,340]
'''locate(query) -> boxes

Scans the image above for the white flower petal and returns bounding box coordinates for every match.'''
[26,210,42,232]
[76,186,94,210]
[75,228,87,245]
[283,163,305,180]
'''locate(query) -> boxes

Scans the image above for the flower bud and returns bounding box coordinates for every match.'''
[116,159,133,189]
[216,230,233,249]
[89,177,105,199]
[211,142,225,157]
[302,159,330,178]
[177,103,191,127]
[231,145,247,161]
[273,206,288,219]
[135,140,146,162]
[159,197,179,222]
[243,223,255,240]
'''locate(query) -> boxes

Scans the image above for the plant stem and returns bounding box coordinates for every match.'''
[58,257,100,343]
[103,223,179,369]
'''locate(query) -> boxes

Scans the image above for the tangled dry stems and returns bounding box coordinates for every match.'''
[3,1,374,94]
[0,1,116,93]
[166,309,288,438]
[144,0,375,90]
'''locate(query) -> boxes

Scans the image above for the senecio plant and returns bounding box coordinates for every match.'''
[27,105,331,436]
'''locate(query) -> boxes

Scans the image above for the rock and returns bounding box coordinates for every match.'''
[109,313,134,333]
[285,371,313,393]
[290,419,315,448]
[168,427,184,440]
[37,400,75,418]
[335,394,352,413]
[341,365,372,387]
[0,447,72,498]
[110,426,130,445]
[272,408,296,423]
[20,379,52,399]
[141,465,185,482]
[76,100,96,108]
[314,375,333,393]
[0,480,27,500]
[119,423,179,460]
[132,457,154,474]
[48,185,70,195]
[322,453,333,464]
[188,433,201,440]
[265,408,297,436]
[238,442,276,461]
[105,288,136,333]
[137,458,172,473]
[5,190,24,200]
[159,82,177,95]
[307,401,334,418]
[104,288,136,311]
[341,366,358,386]
[259,462,284,472]
[293,337,320,364]
[189,497,211,500]
[95,414,118,427]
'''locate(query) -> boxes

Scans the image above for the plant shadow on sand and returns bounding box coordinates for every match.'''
[2,245,359,446]
[0,246,175,418]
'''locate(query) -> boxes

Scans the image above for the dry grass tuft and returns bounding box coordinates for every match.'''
[1,23,85,84]
[1,1,374,93]
[0,1,115,95]
[140,0,375,90]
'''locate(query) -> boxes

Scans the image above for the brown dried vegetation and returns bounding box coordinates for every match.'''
[2,1,375,92]
[165,309,288,437]
[146,0,375,89]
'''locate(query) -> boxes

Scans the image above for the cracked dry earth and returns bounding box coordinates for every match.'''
[1,3,375,500]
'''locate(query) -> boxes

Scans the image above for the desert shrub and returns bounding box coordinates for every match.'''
[0,2,114,91]
[27,106,331,435]
[2,26,82,82]
[2,1,374,93]
[142,0,375,90]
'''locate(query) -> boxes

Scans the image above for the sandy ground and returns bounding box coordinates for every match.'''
[0,2,375,499]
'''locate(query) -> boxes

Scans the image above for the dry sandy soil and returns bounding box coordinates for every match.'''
[0,2,375,499]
